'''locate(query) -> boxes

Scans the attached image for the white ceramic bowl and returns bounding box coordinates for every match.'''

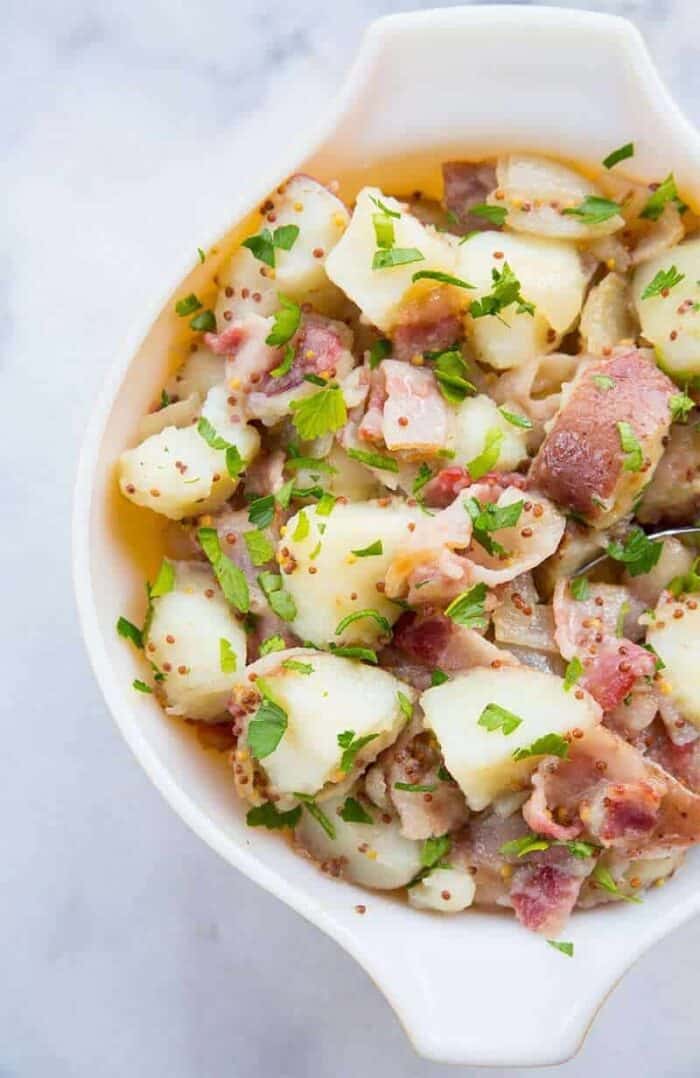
[73,6,700,1066]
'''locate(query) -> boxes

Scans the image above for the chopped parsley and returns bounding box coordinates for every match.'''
[248,494,276,528]
[328,644,378,663]
[668,556,700,596]
[294,793,336,839]
[159,389,172,409]
[412,463,433,498]
[290,384,347,440]
[281,658,313,675]
[372,248,425,270]
[603,142,634,169]
[606,527,663,577]
[117,616,143,649]
[407,834,452,885]
[219,638,238,674]
[316,491,336,516]
[430,669,449,687]
[351,539,383,557]
[266,294,301,348]
[640,173,685,221]
[197,418,244,478]
[566,840,599,859]
[257,571,297,622]
[469,262,535,320]
[562,195,621,224]
[132,679,153,694]
[615,599,630,638]
[242,223,299,267]
[465,428,503,480]
[339,797,374,824]
[477,703,522,735]
[373,211,395,250]
[426,348,476,404]
[498,407,532,429]
[394,782,437,793]
[547,940,574,957]
[617,421,643,472]
[149,559,174,598]
[499,834,551,858]
[291,510,309,542]
[563,656,583,692]
[347,447,399,473]
[469,203,507,226]
[465,496,523,557]
[397,691,413,719]
[570,576,590,601]
[444,582,489,630]
[246,802,302,830]
[591,863,642,903]
[369,195,401,219]
[369,338,392,369]
[334,610,391,636]
[259,634,286,656]
[512,732,569,761]
[190,309,216,333]
[592,374,616,391]
[641,265,685,300]
[243,529,275,566]
[198,527,250,612]
[197,247,206,263]
[337,729,380,773]
[411,270,474,289]
[175,293,202,317]
[247,697,288,759]
[669,392,694,422]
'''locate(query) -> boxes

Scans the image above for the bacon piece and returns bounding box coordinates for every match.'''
[423,467,527,509]
[530,348,674,526]
[441,160,498,233]
[391,608,514,673]
[381,359,450,453]
[553,580,655,711]
[256,313,353,396]
[384,496,472,603]
[642,719,700,794]
[358,368,387,442]
[391,314,462,363]
[510,847,592,935]
[637,419,700,525]
[522,768,581,841]
[205,314,278,390]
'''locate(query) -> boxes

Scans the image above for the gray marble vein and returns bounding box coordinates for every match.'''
[2,1,700,1075]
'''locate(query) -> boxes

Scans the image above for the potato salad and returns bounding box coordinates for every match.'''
[117,151,700,948]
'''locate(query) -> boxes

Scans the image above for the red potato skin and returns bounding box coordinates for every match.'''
[529,349,675,525]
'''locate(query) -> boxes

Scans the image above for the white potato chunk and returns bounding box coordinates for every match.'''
[215,175,350,321]
[421,666,601,811]
[493,154,625,239]
[165,345,225,400]
[119,385,260,520]
[647,593,700,727]
[237,649,412,798]
[146,561,246,721]
[281,499,421,646]
[449,393,529,471]
[295,791,422,889]
[325,187,457,331]
[633,237,700,380]
[327,444,382,501]
[457,231,586,369]
[408,867,476,913]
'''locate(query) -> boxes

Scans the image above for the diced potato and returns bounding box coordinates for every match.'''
[647,594,700,727]
[327,444,382,501]
[165,345,225,400]
[325,187,457,331]
[633,237,700,380]
[449,393,529,471]
[408,867,476,912]
[215,175,350,321]
[138,393,201,441]
[281,499,421,646]
[145,561,246,721]
[237,649,412,798]
[295,791,422,889]
[119,385,260,520]
[421,666,601,810]
[579,272,638,355]
[456,231,586,369]
[492,154,625,239]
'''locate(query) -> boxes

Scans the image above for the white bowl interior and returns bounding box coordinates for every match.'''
[74,6,700,1066]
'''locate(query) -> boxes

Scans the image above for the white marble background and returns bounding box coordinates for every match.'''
[3,0,700,1074]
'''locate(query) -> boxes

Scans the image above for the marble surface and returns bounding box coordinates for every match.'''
[3,0,700,1074]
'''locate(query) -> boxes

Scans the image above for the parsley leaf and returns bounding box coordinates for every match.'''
[190,309,216,333]
[499,834,551,858]
[444,582,489,629]
[615,599,630,638]
[270,344,294,379]
[465,496,523,556]
[293,510,310,542]
[243,529,275,566]
[197,418,244,478]
[372,212,395,249]
[281,659,313,675]
[606,527,663,577]
[132,679,153,693]
[669,392,694,422]
[426,348,476,404]
[466,428,503,480]
[566,840,600,859]
[369,338,392,369]
[570,576,590,601]
[469,263,535,320]
[257,571,297,621]
[246,802,302,830]
[420,834,451,869]
[592,374,616,391]
[219,638,238,673]
[412,463,433,497]
[259,634,286,656]
[351,539,383,557]
[347,447,399,473]
[640,173,685,221]
[248,494,275,528]
[394,782,437,793]
[198,527,250,612]
[117,616,143,649]
[335,609,391,636]
[150,559,175,598]
[411,270,474,289]
[266,294,301,347]
[641,265,685,300]
[273,224,300,251]
[369,195,401,218]
[397,691,413,719]
[469,203,507,226]
[498,407,532,429]
[242,224,300,267]
[512,732,569,761]
[175,293,202,316]
[431,669,449,686]
[591,863,642,903]
[603,142,634,169]
[372,248,425,270]
[197,247,206,263]
[547,940,574,957]
[562,195,622,224]
[339,797,374,824]
[563,656,583,692]
[668,555,700,597]
[316,492,336,516]
[294,793,336,839]
[617,421,643,471]
[478,703,522,735]
[329,645,378,663]
[290,385,347,440]
[247,697,288,759]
